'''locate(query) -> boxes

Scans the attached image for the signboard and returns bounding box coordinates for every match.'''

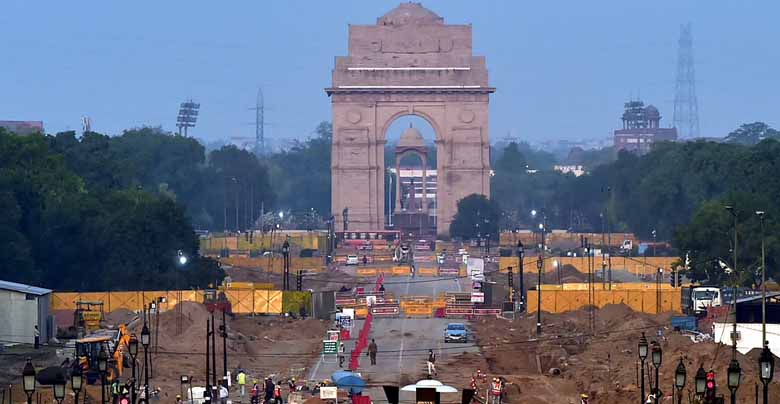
[327,330,340,341]
[323,340,338,355]
[467,257,484,281]
[471,292,485,303]
[320,387,338,400]
[339,317,353,328]
[366,295,377,307]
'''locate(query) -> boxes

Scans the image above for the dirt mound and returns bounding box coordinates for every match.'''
[104,308,138,327]
[543,264,587,284]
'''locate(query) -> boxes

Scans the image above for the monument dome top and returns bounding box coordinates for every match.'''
[378,2,443,26]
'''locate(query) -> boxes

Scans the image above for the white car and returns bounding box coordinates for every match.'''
[346,255,359,265]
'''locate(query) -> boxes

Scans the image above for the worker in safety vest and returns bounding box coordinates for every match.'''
[250,379,260,404]
[237,370,247,398]
[111,379,121,404]
[489,378,502,404]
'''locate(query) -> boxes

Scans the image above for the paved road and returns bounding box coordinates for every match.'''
[308,275,478,401]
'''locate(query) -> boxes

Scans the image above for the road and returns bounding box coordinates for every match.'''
[308,275,478,402]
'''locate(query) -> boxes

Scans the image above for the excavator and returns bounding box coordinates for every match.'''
[75,324,133,384]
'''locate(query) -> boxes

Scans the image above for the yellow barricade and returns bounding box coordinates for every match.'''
[355,306,369,319]
[525,288,682,314]
[403,304,433,317]
[417,267,438,277]
[392,266,410,276]
[356,268,378,277]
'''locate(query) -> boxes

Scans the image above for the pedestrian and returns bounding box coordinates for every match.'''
[287,378,296,394]
[579,393,589,404]
[489,378,502,404]
[362,255,368,266]
[219,383,229,404]
[265,378,275,403]
[338,341,346,368]
[427,349,437,377]
[237,370,247,398]
[34,325,40,349]
[368,339,378,365]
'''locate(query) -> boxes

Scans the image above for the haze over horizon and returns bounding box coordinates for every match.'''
[2,1,778,146]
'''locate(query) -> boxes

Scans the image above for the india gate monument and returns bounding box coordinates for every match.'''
[327,2,494,236]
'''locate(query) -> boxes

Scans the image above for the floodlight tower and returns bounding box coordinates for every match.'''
[176,100,200,136]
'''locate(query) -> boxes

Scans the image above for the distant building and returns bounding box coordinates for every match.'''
[0,120,44,135]
[613,101,677,155]
[0,280,54,345]
[554,165,586,177]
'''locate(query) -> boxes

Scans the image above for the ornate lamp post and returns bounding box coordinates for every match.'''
[22,358,36,404]
[695,365,707,399]
[128,334,138,404]
[536,255,543,336]
[53,374,66,404]
[759,344,774,404]
[674,357,686,404]
[517,240,524,311]
[651,341,662,404]
[71,364,83,404]
[638,333,648,403]
[141,323,151,404]
[98,345,109,404]
[282,240,290,291]
[727,358,742,404]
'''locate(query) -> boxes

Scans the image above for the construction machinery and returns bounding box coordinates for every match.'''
[75,324,132,384]
[203,287,232,314]
[73,301,105,335]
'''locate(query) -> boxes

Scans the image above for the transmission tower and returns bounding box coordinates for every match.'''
[673,22,700,139]
[250,87,266,155]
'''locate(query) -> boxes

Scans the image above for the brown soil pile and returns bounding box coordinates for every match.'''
[104,308,138,327]
[126,302,329,401]
[465,304,780,404]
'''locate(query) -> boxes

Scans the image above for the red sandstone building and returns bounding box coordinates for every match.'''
[613,101,677,155]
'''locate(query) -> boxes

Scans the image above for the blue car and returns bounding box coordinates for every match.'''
[444,322,468,343]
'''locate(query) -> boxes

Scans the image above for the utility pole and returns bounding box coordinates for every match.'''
[222,310,228,385]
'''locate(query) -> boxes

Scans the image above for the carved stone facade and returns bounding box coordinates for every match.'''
[326,3,494,236]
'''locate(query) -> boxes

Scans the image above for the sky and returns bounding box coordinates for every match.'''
[2,1,778,147]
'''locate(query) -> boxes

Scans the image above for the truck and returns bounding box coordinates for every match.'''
[444,322,468,343]
[690,287,722,315]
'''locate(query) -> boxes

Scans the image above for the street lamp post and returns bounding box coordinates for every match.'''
[517,241,525,312]
[98,345,108,404]
[282,240,290,291]
[757,211,767,344]
[128,334,138,404]
[53,374,66,404]
[759,344,774,404]
[695,365,707,399]
[674,357,686,404]
[141,323,151,404]
[71,363,83,404]
[727,358,742,404]
[638,333,648,404]
[536,255,543,336]
[651,341,662,404]
[22,358,36,404]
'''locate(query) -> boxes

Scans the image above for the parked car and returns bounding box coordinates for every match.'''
[346,255,359,265]
[444,322,468,343]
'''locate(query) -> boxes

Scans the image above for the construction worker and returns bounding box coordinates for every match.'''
[237,370,247,398]
[579,393,589,404]
[175,395,183,404]
[427,349,437,377]
[218,383,229,404]
[264,378,275,403]
[368,339,378,365]
[34,325,40,349]
[273,382,283,404]
[250,379,260,404]
[489,378,502,404]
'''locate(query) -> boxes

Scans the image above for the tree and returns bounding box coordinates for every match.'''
[449,194,500,240]
[724,122,780,145]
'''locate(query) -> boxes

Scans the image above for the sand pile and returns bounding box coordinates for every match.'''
[465,304,780,404]
[104,308,138,327]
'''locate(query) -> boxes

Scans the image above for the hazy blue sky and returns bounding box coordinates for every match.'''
[2,1,778,146]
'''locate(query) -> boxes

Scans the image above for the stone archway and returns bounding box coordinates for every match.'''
[327,3,494,236]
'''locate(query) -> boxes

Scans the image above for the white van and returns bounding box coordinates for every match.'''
[346,255,359,265]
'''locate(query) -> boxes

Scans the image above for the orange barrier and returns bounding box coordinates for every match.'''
[525,288,681,314]
[392,266,410,276]
[52,289,287,314]
[403,303,433,317]
[417,267,438,277]
[356,268,379,277]
[498,256,678,277]
[219,256,325,272]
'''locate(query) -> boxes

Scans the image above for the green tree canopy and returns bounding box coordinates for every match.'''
[449,194,501,240]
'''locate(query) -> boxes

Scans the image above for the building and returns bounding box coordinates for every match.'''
[0,280,54,345]
[613,101,677,155]
[0,120,44,135]
[713,292,780,355]
[553,165,586,177]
